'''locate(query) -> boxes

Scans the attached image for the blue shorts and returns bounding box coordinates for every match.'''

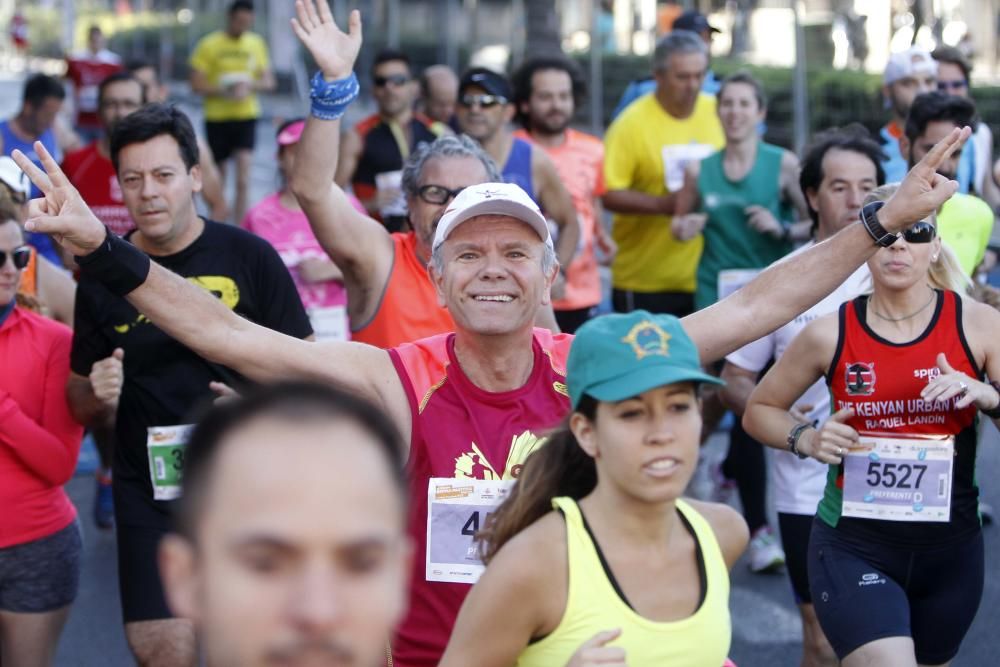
[808,518,983,664]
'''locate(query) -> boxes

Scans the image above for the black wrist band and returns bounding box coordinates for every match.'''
[787,422,813,459]
[75,228,151,296]
[983,380,1000,419]
[859,201,899,247]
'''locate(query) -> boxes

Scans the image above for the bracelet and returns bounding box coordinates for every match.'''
[75,228,151,296]
[983,380,1000,419]
[786,422,813,460]
[309,71,359,121]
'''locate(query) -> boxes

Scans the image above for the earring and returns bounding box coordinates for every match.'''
[932,254,939,262]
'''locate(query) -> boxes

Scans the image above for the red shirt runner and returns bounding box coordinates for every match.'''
[65,50,122,131]
[62,142,135,236]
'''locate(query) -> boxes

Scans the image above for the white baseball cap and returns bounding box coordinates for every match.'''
[0,156,30,199]
[432,182,553,251]
[884,47,937,86]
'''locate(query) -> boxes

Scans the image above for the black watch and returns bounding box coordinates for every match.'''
[859,201,899,247]
[786,422,813,460]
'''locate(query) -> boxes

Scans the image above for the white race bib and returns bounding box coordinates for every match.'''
[717,269,760,301]
[146,425,194,501]
[661,143,716,192]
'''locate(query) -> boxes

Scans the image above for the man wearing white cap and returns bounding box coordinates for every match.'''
[881,47,938,184]
[12,1,973,664]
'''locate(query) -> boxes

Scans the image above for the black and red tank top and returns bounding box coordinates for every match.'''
[819,290,982,546]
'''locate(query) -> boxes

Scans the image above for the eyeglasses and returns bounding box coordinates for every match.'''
[0,246,31,270]
[901,221,936,244]
[417,184,466,205]
[459,94,507,109]
[373,74,411,88]
[937,80,968,92]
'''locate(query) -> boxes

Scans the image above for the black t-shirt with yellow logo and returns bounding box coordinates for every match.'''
[71,220,312,523]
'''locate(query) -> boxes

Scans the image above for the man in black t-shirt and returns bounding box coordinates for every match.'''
[65,104,312,667]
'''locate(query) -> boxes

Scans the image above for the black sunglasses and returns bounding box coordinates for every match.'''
[373,74,411,88]
[901,221,936,244]
[417,184,466,205]
[0,246,31,270]
[459,93,507,109]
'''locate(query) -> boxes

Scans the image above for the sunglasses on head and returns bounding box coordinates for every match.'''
[459,93,507,109]
[900,221,936,244]
[0,246,30,270]
[937,80,968,92]
[373,74,411,88]
[417,184,466,205]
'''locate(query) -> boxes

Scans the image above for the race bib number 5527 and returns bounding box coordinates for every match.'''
[426,478,514,584]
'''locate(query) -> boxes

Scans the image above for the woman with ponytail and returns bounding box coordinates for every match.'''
[743,184,1000,666]
[440,310,749,667]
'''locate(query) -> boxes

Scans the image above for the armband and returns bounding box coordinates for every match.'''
[75,228,151,296]
[309,71,360,121]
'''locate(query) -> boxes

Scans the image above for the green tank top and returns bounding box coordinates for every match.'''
[695,142,792,310]
[515,497,731,667]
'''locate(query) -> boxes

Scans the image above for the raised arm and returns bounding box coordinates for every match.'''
[532,149,579,268]
[12,137,411,443]
[683,126,972,364]
[287,1,395,324]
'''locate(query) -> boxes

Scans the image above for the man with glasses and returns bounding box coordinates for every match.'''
[455,67,579,284]
[336,49,445,232]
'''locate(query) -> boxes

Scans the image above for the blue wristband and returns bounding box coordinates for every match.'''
[309,71,359,121]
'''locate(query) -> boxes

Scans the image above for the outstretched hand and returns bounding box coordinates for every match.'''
[290,0,362,81]
[11,141,107,257]
[879,125,972,233]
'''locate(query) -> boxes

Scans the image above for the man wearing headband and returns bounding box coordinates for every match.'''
[13,2,971,664]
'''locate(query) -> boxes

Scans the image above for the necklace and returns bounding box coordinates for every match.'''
[869,290,936,322]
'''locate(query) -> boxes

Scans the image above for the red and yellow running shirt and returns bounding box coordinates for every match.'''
[388,328,573,666]
[351,232,455,349]
[821,290,982,546]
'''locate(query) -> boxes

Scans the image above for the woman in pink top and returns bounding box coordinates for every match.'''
[242,118,353,340]
[0,216,84,666]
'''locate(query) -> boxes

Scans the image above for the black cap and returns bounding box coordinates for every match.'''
[674,10,720,34]
[458,67,512,100]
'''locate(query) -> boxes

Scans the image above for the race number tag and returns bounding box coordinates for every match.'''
[426,478,515,584]
[842,435,954,522]
[717,269,760,301]
[146,425,194,501]
[661,143,716,192]
[308,305,348,342]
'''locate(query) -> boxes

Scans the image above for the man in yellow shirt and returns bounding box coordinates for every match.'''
[189,0,275,224]
[603,30,724,317]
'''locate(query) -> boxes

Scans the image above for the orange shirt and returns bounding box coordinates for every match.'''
[18,246,37,298]
[351,232,455,348]
[515,128,605,310]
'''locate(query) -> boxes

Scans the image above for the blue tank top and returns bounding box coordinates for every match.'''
[503,138,535,201]
[0,121,60,199]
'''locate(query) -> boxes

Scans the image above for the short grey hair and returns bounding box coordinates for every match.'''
[401,134,502,197]
[652,30,708,72]
[430,232,558,276]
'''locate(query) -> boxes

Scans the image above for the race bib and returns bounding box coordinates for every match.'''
[147,425,194,501]
[717,269,760,301]
[78,84,99,113]
[426,478,515,584]
[375,170,407,218]
[842,435,954,522]
[661,143,716,192]
[308,305,348,342]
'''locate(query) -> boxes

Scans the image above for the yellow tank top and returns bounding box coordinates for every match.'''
[516,497,731,667]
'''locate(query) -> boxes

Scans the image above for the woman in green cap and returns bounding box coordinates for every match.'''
[439,310,748,667]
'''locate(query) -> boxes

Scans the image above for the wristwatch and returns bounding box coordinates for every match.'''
[859,201,900,247]
[786,422,813,460]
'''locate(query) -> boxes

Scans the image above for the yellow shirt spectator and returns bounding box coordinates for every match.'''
[189,30,270,122]
[936,193,993,276]
[604,93,724,293]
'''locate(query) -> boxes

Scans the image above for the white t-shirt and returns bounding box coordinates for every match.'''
[726,242,871,515]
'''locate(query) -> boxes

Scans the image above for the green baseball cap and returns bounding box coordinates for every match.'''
[567,310,724,409]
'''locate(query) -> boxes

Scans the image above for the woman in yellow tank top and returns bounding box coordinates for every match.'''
[439,310,749,667]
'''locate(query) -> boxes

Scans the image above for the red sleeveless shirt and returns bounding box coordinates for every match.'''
[821,290,982,546]
[388,328,573,666]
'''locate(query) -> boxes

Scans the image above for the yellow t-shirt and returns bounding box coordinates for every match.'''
[604,93,724,293]
[516,497,732,667]
[189,30,270,122]
[936,193,993,276]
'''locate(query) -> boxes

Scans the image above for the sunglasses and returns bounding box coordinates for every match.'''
[417,184,466,205]
[937,80,968,92]
[373,74,411,88]
[459,94,507,109]
[900,221,936,244]
[0,246,30,270]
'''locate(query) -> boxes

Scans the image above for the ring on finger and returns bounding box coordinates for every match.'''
[837,446,844,456]
[959,381,969,395]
